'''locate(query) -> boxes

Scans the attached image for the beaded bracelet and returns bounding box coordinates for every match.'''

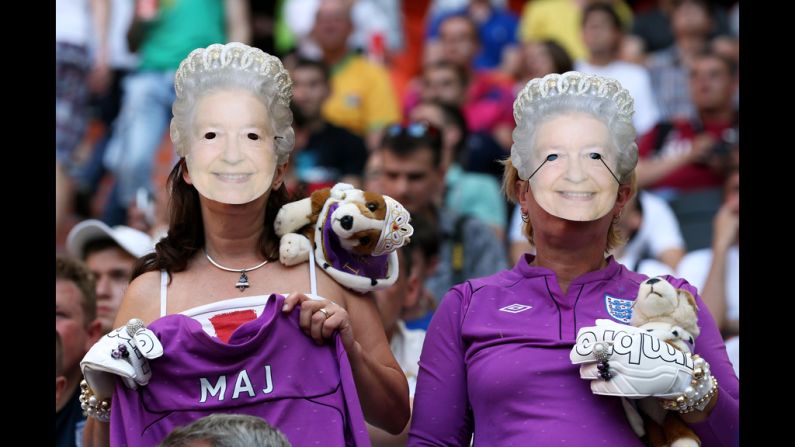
[661,355,719,414]
[79,379,111,422]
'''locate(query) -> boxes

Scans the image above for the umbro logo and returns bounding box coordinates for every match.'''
[499,304,532,313]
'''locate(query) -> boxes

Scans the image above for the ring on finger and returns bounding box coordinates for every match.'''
[318,308,330,319]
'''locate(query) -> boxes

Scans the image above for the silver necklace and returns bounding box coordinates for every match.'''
[204,249,269,291]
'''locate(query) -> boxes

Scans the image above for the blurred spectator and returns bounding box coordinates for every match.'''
[73,0,139,220]
[280,0,402,64]
[576,2,660,136]
[427,0,519,70]
[66,219,154,333]
[611,190,685,274]
[102,0,251,225]
[403,18,514,152]
[159,414,292,447]
[632,0,733,54]
[416,61,466,110]
[288,58,369,194]
[368,220,434,445]
[710,34,739,109]
[677,168,739,338]
[637,50,738,192]
[415,69,508,181]
[377,122,508,304]
[56,0,110,237]
[434,14,515,148]
[56,255,102,447]
[409,100,507,238]
[400,215,441,330]
[638,50,737,249]
[518,0,633,62]
[646,0,712,121]
[517,39,573,85]
[312,0,400,150]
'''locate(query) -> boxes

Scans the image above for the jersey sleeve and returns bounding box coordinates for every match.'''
[665,277,739,446]
[408,285,474,446]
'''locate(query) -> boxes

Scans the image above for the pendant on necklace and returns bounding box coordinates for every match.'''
[235,271,250,291]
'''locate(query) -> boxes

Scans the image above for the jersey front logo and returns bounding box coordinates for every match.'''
[605,294,633,323]
[499,303,533,313]
[199,365,274,403]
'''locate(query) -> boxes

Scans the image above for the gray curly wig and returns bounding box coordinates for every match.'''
[170,42,295,165]
[510,71,638,185]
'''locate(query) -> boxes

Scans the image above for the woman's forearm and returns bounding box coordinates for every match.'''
[347,340,411,434]
[83,417,110,447]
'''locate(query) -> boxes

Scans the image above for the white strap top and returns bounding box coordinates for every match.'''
[160,254,322,337]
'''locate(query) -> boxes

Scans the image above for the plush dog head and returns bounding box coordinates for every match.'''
[276,183,413,292]
[329,190,390,255]
[316,184,413,292]
[630,277,700,352]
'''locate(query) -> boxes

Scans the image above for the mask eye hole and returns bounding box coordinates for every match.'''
[589,153,602,160]
[247,133,260,141]
[546,154,558,162]
[205,132,216,140]
[366,202,378,212]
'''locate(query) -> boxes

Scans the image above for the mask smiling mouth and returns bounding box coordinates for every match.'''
[213,173,252,183]
[556,191,595,201]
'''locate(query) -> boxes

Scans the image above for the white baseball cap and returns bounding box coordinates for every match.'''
[67,219,154,260]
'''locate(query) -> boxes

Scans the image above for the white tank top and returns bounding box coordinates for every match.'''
[160,254,322,337]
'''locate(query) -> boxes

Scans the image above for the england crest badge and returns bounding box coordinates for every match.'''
[605,294,633,323]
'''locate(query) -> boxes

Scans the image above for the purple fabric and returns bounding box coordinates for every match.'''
[408,255,739,446]
[322,202,389,279]
[110,294,371,447]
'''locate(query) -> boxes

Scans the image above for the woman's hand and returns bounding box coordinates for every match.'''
[282,293,356,353]
[81,318,164,399]
[570,319,694,399]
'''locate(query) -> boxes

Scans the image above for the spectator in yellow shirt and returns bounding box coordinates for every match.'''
[312,0,400,150]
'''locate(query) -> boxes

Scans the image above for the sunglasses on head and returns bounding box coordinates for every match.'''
[385,121,440,139]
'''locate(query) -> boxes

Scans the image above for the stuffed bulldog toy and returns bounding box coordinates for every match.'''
[274,183,413,293]
[570,276,707,447]
[625,277,702,447]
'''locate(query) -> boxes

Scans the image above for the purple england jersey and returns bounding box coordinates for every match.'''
[110,294,371,447]
[409,255,739,446]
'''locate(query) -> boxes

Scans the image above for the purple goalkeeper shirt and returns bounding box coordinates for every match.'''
[409,255,739,446]
[110,294,371,446]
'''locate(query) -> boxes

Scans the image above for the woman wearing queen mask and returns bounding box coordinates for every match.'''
[81,43,409,446]
[408,72,738,445]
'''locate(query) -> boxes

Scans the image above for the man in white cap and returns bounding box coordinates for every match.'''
[66,219,153,333]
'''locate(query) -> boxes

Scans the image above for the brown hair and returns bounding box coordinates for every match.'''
[501,159,636,252]
[133,159,291,282]
[56,255,97,325]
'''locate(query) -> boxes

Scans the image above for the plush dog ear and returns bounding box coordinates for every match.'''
[310,188,332,215]
[677,289,699,313]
